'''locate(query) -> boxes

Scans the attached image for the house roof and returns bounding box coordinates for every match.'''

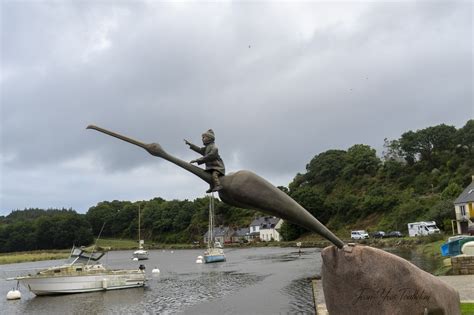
[250,216,281,229]
[203,226,233,237]
[454,179,474,204]
[233,227,250,237]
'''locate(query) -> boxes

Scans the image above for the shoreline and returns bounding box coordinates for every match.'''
[0,235,446,265]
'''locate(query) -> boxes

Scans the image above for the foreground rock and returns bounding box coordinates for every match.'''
[321,245,460,315]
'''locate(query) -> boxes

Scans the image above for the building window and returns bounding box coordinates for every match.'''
[461,205,466,216]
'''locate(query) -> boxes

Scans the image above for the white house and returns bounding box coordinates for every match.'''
[454,175,474,234]
[249,216,283,242]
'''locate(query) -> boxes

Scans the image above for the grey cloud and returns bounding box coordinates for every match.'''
[1,1,472,214]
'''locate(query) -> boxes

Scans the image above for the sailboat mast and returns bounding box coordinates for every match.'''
[211,195,214,247]
[138,204,141,248]
[208,194,214,249]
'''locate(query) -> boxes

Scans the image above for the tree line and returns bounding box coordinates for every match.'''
[1,120,472,252]
[84,197,255,243]
[0,209,93,252]
[0,200,256,253]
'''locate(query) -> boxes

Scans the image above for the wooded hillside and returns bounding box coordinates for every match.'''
[282,120,473,239]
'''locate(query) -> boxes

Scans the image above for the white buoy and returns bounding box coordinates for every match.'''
[152,267,160,274]
[170,251,174,254]
[132,257,139,261]
[196,255,203,264]
[7,289,21,300]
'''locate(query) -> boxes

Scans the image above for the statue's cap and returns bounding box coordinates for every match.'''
[202,129,215,140]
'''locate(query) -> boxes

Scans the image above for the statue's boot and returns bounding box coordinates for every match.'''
[211,172,223,192]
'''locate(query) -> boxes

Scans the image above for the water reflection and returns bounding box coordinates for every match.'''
[283,277,315,314]
[384,247,442,274]
[145,271,268,314]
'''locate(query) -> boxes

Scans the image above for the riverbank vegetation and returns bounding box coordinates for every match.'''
[0,120,472,253]
[461,303,474,315]
[0,250,70,265]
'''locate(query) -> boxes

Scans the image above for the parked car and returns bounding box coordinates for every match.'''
[386,231,403,238]
[351,230,369,240]
[371,231,385,239]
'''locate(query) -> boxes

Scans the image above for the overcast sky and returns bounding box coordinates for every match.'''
[1,1,472,216]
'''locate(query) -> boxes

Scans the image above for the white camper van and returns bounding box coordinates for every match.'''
[407,221,440,237]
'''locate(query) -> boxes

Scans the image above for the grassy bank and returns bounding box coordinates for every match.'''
[0,250,70,265]
[0,238,140,265]
[95,238,139,249]
[461,303,474,315]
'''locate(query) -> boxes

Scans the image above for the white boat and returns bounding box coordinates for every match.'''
[204,194,226,264]
[133,248,148,260]
[13,247,146,296]
[132,204,149,260]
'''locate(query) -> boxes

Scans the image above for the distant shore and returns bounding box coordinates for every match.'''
[0,235,446,265]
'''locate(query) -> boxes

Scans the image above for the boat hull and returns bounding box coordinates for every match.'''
[133,255,149,260]
[204,254,226,263]
[132,250,149,260]
[18,272,146,296]
[441,236,474,257]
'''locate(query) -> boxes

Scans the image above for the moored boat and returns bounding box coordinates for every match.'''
[133,248,149,260]
[441,235,474,257]
[204,247,226,263]
[132,204,149,260]
[204,194,226,264]
[12,246,146,296]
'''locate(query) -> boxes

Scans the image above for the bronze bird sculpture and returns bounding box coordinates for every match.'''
[86,125,344,248]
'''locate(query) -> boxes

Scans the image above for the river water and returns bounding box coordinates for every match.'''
[0,246,441,315]
[0,247,321,315]
[384,247,442,274]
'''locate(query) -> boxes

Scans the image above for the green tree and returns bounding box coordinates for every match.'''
[400,124,457,168]
[441,182,463,200]
[343,144,380,178]
[279,221,305,241]
[456,119,474,155]
[300,149,347,191]
[86,202,117,236]
[290,186,328,223]
[422,199,455,231]
[36,212,93,249]
[1,221,37,252]
[382,138,404,162]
